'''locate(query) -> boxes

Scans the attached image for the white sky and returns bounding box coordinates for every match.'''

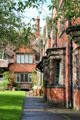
[22,0,52,33]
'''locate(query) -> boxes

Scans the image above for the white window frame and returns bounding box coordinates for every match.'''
[21,54,25,63]
[16,54,33,64]
[25,55,28,63]
[29,55,33,64]
[16,72,32,83]
[16,54,20,63]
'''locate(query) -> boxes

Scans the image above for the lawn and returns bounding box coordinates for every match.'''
[0,91,25,120]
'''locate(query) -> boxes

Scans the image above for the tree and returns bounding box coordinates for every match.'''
[0,0,45,47]
[50,0,80,22]
[48,0,80,44]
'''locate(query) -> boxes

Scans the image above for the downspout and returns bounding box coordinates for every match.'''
[69,36,73,108]
[68,20,73,108]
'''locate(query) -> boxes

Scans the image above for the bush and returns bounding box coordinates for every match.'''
[15,84,20,91]
[12,82,20,91]
[0,81,4,91]
[0,72,14,91]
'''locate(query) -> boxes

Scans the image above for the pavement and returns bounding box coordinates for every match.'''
[21,94,80,120]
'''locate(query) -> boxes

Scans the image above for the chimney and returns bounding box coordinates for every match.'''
[35,16,40,38]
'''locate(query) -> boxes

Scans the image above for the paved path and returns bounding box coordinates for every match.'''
[21,96,80,120]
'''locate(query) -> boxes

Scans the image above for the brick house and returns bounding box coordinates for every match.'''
[0,17,40,90]
[36,1,80,110]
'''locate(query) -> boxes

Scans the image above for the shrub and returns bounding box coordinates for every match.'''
[0,72,14,91]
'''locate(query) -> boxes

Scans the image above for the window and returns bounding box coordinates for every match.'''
[16,54,33,64]
[35,54,40,62]
[54,60,60,85]
[16,72,32,83]
[25,55,28,63]
[29,55,33,63]
[25,73,28,82]
[16,73,20,83]
[16,54,20,63]
[21,54,24,63]
[21,73,24,82]
[28,73,32,82]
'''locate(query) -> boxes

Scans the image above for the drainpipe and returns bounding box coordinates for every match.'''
[68,20,73,108]
[69,37,73,108]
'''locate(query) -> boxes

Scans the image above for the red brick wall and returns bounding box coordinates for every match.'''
[46,88,66,103]
[9,63,36,73]
[48,39,51,48]
[73,89,80,110]
[20,83,32,89]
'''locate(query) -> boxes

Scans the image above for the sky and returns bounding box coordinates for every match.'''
[22,0,52,33]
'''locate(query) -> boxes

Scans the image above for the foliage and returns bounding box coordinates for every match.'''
[15,84,21,91]
[48,0,80,44]
[32,70,38,87]
[0,91,25,120]
[48,0,80,32]
[3,72,14,83]
[0,72,14,91]
[50,0,80,21]
[0,81,4,91]
[12,82,20,90]
[0,0,45,47]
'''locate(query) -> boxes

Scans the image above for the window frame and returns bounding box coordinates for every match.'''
[54,59,61,85]
[15,72,32,83]
[16,53,33,64]
[16,54,21,63]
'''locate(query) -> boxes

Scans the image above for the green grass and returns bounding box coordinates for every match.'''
[0,91,25,120]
